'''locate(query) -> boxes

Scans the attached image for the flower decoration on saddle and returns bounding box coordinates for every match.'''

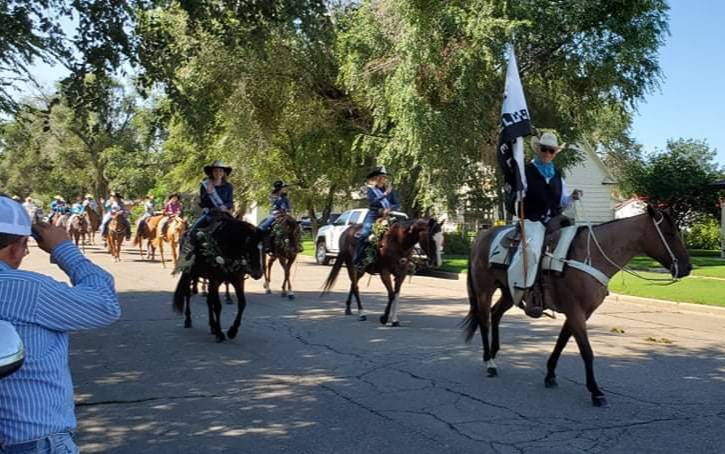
[362,218,390,268]
[174,226,248,276]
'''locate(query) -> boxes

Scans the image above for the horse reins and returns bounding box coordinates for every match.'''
[575,200,679,285]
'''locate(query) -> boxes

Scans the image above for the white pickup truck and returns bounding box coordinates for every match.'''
[314,208,416,265]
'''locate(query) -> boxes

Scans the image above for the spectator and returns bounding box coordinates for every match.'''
[0,196,121,453]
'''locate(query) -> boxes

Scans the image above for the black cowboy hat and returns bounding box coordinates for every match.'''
[110,191,123,198]
[366,166,389,180]
[204,160,233,177]
[272,180,289,193]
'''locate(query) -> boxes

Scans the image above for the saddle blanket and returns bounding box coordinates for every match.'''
[488,225,609,286]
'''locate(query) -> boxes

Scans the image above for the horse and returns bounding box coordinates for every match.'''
[106,211,126,262]
[52,212,70,229]
[83,205,101,245]
[155,216,187,269]
[172,217,266,343]
[67,214,89,253]
[133,214,164,260]
[322,217,443,326]
[262,214,302,299]
[462,205,691,406]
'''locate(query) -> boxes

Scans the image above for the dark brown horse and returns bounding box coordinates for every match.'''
[173,217,266,343]
[83,205,101,245]
[106,212,126,262]
[262,214,301,300]
[67,214,89,253]
[322,218,443,325]
[463,206,691,406]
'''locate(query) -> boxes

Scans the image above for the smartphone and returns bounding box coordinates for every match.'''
[31,226,42,242]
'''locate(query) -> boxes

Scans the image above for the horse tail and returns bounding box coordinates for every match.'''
[133,221,146,246]
[173,272,192,314]
[462,259,479,343]
[321,254,345,295]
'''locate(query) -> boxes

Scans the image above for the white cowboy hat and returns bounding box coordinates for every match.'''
[0,196,32,236]
[531,132,561,152]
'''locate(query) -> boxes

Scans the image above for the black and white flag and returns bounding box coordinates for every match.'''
[497,44,532,208]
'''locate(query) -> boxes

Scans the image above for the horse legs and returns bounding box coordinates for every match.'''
[489,291,515,365]
[224,282,233,305]
[568,313,606,406]
[263,255,273,294]
[379,271,396,326]
[387,273,407,327]
[227,279,246,339]
[544,320,573,388]
[284,255,296,300]
[207,282,225,343]
[344,261,365,320]
[158,237,166,268]
[184,291,193,328]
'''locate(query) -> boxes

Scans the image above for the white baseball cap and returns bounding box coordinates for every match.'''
[0,196,32,236]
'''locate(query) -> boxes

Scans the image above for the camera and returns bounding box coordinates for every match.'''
[31,226,42,242]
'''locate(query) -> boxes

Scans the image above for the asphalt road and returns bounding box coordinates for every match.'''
[22,242,725,453]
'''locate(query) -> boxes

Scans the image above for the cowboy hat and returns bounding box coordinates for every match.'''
[272,180,289,193]
[110,191,123,198]
[203,160,233,177]
[531,132,562,152]
[53,195,63,200]
[85,194,94,199]
[366,166,389,180]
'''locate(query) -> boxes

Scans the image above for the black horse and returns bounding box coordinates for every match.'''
[173,217,266,343]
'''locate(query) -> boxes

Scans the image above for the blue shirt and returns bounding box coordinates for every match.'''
[199,180,234,210]
[0,242,120,445]
[270,195,291,214]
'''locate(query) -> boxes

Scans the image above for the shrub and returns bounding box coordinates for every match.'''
[443,232,473,255]
[685,218,722,250]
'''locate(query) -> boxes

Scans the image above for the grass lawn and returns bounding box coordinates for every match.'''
[301,238,315,258]
[609,270,725,307]
[627,256,725,279]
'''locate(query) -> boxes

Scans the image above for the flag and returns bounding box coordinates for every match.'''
[497,44,532,213]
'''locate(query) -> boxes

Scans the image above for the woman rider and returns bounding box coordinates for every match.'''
[189,161,234,233]
[508,132,582,318]
[353,166,400,268]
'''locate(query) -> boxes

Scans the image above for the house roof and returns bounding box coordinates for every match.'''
[575,139,618,185]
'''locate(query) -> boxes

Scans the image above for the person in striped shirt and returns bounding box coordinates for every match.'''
[0,195,121,453]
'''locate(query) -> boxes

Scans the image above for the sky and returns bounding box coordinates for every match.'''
[15,1,725,168]
[631,0,725,167]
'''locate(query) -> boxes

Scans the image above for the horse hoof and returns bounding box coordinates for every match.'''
[345,308,353,315]
[280,293,286,298]
[592,396,608,407]
[544,376,558,388]
[215,335,226,343]
[184,320,192,329]
[391,321,400,327]
[358,315,367,321]
[379,315,388,325]
[287,294,295,300]
[266,289,272,295]
[227,327,238,339]
[487,367,498,378]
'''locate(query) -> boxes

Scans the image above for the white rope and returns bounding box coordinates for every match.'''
[574,200,679,284]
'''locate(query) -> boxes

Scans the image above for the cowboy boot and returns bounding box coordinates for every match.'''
[540,273,558,312]
[523,287,544,319]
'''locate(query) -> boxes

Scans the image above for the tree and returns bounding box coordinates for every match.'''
[620,139,723,227]
[336,0,669,214]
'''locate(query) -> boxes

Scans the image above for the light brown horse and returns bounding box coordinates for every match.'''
[134,214,164,260]
[83,205,101,245]
[67,214,89,253]
[106,211,126,262]
[322,218,443,325]
[154,216,187,269]
[262,214,301,300]
[463,206,691,406]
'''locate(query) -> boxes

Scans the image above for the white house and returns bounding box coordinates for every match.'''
[614,197,647,219]
[561,141,618,224]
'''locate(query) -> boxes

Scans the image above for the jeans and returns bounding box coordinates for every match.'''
[0,432,79,454]
[258,215,276,231]
[353,213,378,264]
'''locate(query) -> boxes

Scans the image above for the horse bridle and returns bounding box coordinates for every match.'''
[651,212,679,279]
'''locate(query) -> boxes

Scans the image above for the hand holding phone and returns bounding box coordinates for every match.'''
[32,222,69,254]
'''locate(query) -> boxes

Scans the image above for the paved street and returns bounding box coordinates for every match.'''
[23,243,725,453]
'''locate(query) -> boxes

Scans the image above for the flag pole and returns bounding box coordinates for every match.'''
[518,192,527,285]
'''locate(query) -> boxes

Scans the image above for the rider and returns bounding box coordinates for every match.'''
[83,193,98,213]
[189,161,234,233]
[508,132,583,318]
[159,193,183,237]
[22,197,40,223]
[259,181,291,231]
[136,194,156,234]
[100,192,131,240]
[48,196,65,223]
[353,166,400,269]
